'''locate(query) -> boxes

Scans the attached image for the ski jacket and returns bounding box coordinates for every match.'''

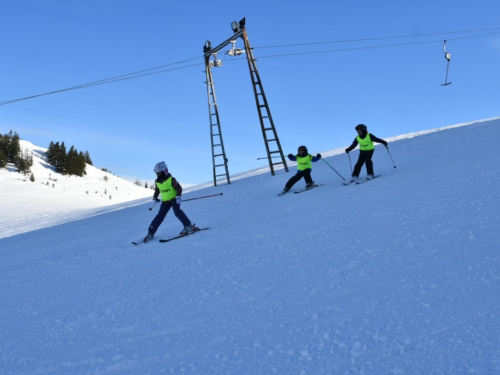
[153,172,183,201]
[288,154,321,170]
[346,132,387,152]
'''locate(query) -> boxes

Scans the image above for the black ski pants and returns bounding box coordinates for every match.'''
[148,200,191,235]
[285,169,313,189]
[352,150,374,177]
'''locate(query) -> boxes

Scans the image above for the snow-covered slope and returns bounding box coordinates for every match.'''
[0,140,152,238]
[1,118,499,374]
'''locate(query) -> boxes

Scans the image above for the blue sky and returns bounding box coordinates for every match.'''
[1,0,499,185]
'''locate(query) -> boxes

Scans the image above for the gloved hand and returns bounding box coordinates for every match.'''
[384,142,389,148]
[288,153,294,158]
[316,153,322,159]
[345,148,350,153]
[176,196,182,205]
[153,197,160,202]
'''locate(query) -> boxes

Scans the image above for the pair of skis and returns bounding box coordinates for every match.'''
[132,227,208,246]
[280,175,381,195]
[343,175,380,186]
[278,183,324,196]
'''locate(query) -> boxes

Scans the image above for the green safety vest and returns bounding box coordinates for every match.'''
[357,133,374,151]
[296,154,313,171]
[156,177,177,201]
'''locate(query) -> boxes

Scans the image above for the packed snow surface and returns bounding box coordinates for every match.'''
[1,118,499,374]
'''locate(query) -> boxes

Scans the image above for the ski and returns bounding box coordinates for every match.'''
[132,239,152,246]
[355,175,381,184]
[159,227,209,243]
[343,180,356,186]
[294,184,324,194]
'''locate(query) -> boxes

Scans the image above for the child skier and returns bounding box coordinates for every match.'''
[345,124,388,182]
[142,161,197,243]
[280,145,321,195]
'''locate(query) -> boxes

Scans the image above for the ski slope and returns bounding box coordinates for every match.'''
[0,140,152,238]
[1,118,500,374]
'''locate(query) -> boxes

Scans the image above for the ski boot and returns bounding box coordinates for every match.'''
[143,233,154,243]
[180,224,198,235]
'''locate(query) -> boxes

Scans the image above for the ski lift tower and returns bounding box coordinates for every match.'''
[203,18,289,186]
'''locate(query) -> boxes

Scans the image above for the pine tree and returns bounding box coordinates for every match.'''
[16,148,33,175]
[0,146,6,168]
[9,131,21,165]
[30,173,35,182]
[58,142,67,174]
[78,151,87,176]
[84,151,93,166]
[47,141,55,165]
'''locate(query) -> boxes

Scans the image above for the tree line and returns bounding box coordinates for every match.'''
[0,130,94,178]
[46,141,93,177]
[0,130,33,175]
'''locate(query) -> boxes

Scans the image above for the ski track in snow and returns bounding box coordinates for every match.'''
[1,119,500,374]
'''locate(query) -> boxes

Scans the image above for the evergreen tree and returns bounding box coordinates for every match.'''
[9,131,21,165]
[0,134,6,160]
[30,173,35,182]
[78,151,87,176]
[65,145,77,175]
[0,146,6,168]
[84,151,93,165]
[58,142,67,174]
[47,141,55,165]
[15,148,33,175]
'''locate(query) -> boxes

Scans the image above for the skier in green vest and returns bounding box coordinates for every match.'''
[142,161,197,243]
[280,145,322,195]
[345,124,388,182]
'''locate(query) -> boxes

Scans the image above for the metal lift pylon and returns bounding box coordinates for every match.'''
[203,18,288,186]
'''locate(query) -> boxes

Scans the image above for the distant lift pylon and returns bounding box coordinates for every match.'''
[441,40,452,86]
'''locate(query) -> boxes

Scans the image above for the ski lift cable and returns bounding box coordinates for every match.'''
[253,32,500,59]
[1,30,499,106]
[253,27,500,49]
[0,63,204,106]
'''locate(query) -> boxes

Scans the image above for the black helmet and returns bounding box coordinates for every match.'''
[298,145,308,154]
[355,124,367,132]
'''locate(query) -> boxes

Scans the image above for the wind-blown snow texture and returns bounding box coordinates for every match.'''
[1,119,500,374]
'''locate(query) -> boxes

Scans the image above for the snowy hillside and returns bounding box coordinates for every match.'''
[0,140,152,238]
[1,118,500,374]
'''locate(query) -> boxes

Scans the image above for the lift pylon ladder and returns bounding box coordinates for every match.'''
[204,53,230,186]
[242,28,288,175]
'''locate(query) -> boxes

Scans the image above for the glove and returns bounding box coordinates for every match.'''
[175,196,182,205]
[345,148,350,153]
[288,153,293,158]
[384,142,389,148]
[153,197,160,202]
[316,153,322,159]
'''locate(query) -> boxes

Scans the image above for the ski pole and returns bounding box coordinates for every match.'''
[322,158,346,181]
[386,147,397,169]
[347,152,353,174]
[183,193,223,202]
[149,201,158,211]
[256,156,282,160]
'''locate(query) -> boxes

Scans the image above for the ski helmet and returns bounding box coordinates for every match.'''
[298,145,308,154]
[154,161,168,174]
[355,124,367,132]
